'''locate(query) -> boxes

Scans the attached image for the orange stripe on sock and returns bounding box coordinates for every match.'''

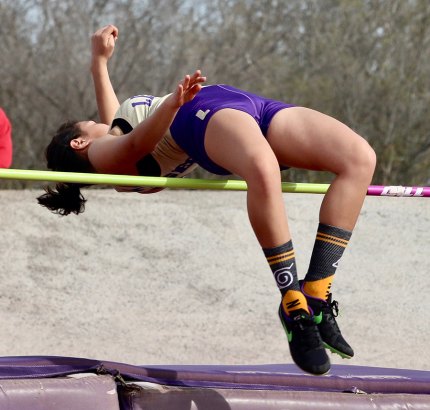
[316,233,349,247]
[266,250,294,265]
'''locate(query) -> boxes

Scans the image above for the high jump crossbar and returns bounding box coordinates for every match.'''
[0,168,429,197]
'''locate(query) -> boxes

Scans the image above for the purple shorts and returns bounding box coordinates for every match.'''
[170,84,295,175]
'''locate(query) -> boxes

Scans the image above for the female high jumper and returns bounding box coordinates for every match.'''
[38,25,376,375]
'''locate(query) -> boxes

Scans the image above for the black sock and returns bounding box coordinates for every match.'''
[263,240,308,314]
[303,223,352,300]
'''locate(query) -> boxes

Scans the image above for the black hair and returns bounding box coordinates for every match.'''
[37,183,87,216]
[37,121,94,216]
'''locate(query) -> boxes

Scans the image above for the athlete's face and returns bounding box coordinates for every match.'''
[77,121,109,141]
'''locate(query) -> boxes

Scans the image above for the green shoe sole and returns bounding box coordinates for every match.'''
[323,342,353,359]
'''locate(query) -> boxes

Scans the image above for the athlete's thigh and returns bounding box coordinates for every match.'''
[266,107,368,173]
[204,109,279,178]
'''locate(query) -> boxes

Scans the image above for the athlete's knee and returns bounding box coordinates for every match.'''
[339,136,376,181]
[245,155,282,195]
[353,138,377,179]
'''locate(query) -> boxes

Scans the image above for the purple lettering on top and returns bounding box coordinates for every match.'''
[131,95,155,108]
[164,158,196,177]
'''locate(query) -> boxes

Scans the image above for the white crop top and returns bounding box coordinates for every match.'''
[111,94,198,194]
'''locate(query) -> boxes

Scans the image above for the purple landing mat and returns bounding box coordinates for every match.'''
[0,356,429,395]
[118,385,430,410]
[0,375,120,410]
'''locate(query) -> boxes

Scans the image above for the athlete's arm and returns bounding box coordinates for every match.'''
[91,25,120,125]
[89,70,206,174]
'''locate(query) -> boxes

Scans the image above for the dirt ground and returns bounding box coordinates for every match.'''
[1,189,429,371]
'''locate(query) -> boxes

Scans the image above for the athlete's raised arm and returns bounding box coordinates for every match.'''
[91,25,120,125]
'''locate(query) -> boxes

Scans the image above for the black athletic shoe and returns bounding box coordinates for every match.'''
[278,305,330,375]
[304,292,354,359]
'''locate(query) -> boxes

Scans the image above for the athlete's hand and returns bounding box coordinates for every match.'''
[169,70,206,108]
[91,25,119,65]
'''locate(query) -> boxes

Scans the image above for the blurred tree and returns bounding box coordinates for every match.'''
[0,0,428,187]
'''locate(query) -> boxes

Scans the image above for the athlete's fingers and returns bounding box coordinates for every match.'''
[181,74,191,91]
[197,75,206,84]
[183,83,202,103]
[189,70,206,85]
[103,24,119,39]
[190,70,201,82]
[93,25,118,49]
[189,83,202,97]
[107,34,117,49]
[171,73,204,107]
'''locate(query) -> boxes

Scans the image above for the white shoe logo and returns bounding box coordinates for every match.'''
[332,259,340,268]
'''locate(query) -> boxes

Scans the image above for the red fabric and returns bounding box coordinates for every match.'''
[0,108,13,168]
